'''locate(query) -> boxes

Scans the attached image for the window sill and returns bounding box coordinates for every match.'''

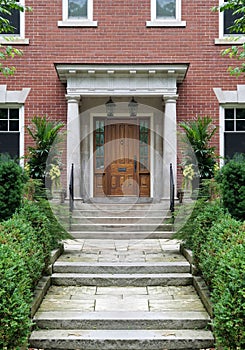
[58,20,98,27]
[146,20,186,27]
[215,37,245,45]
[0,37,29,45]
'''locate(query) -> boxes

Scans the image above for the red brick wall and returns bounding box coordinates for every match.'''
[0,0,244,171]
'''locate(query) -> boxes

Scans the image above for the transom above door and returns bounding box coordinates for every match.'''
[94,118,150,197]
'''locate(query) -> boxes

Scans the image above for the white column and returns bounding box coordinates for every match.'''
[66,95,81,199]
[162,95,178,199]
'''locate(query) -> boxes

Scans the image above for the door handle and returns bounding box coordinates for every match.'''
[134,156,137,173]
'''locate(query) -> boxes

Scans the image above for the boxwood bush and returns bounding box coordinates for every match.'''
[212,243,245,349]
[0,199,68,349]
[0,155,26,222]
[177,198,245,349]
[217,154,245,221]
[0,244,32,349]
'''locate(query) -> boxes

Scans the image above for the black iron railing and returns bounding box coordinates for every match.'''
[170,163,175,215]
[69,163,74,213]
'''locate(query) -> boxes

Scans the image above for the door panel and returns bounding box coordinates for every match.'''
[93,118,150,197]
[105,121,139,196]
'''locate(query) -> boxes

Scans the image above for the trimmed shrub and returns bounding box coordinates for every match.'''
[0,155,26,221]
[0,244,32,349]
[190,200,226,268]
[0,198,69,349]
[0,216,45,288]
[174,199,206,249]
[212,242,245,349]
[199,216,244,287]
[217,154,245,220]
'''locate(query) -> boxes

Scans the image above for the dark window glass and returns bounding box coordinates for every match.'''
[0,133,19,158]
[225,109,234,119]
[224,4,243,35]
[0,121,8,131]
[0,109,8,119]
[225,133,245,159]
[9,109,19,119]
[156,0,176,18]
[9,120,19,131]
[1,8,20,35]
[68,0,87,18]
[225,120,234,131]
[236,109,245,120]
[236,121,245,131]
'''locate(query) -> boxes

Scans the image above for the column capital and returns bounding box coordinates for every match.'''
[162,94,178,103]
[66,94,81,103]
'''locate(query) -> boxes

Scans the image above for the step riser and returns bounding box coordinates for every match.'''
[29,338,214,350]
[69,232,174,239]
[53,265,190,274]
[70,224,173,232]
[71,218,172,224]
[34,319,209,330]
[51,276,193,287]
[72,211,171,218]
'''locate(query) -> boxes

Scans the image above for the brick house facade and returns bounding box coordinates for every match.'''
[0,0,244,201]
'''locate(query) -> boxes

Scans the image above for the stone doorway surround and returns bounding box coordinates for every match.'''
[55,64,188,201]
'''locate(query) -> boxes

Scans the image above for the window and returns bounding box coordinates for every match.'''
[94,119,105,170]
[139,119,150,171]
[224,108,245,159]
[146,0,186,27]
[0,0,28,44]
[216,0,244,43]
[0,108,20,158]
[58,0,97,27]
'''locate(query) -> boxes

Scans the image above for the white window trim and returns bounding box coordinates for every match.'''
[214,85,245,165]
[58,0,97,27]
[0,0,29,45]
[146,0,186,27]
[215,0,245,44]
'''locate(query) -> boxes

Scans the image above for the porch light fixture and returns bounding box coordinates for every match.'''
[105,96,116,118]
[128,96,138,118]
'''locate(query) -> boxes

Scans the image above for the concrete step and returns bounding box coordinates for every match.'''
[29,328,214,350]
[72,210,171,217]
[51,273,193,287]
[53,261,190,274]
[69,231,174,239]
[69,223,174,232]
[71,217,172,224]
[33,310,210,330]
[73,203,169,211]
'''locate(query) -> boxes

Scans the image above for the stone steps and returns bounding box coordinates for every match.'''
[70,230,174,239]
[51,272,193,287]
[29,221,214,350]
[33,310,210,330]
[69,223,173,232]
[72,210,171,217]
[29,329,214,350]
[53,261,190,274]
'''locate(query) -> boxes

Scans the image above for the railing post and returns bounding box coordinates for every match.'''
[170,163,175,216]
[69,163,74,213]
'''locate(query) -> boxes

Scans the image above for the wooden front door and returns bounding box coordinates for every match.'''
[105,121,139,196]
[94,118,150,197]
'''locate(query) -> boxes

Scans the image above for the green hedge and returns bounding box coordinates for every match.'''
[0,156,26,222]
[0,199,68,349]
[217,154,245,220]
[0,245,32,349]
[177,199,245,349]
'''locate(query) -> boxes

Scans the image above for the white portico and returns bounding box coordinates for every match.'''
[55,64,188,201]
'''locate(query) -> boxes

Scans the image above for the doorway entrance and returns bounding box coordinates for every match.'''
[93,118,150,197]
